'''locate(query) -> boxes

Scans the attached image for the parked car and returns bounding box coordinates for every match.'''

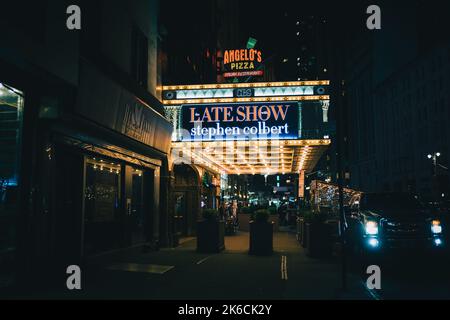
[346,192,445,257]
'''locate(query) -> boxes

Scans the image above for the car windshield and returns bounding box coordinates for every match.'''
[360,193,423,214]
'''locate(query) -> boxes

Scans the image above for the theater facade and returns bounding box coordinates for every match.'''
[162,81,331,238]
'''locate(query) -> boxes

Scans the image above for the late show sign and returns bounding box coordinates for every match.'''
[181,102,299,141]
[223,49,263,78]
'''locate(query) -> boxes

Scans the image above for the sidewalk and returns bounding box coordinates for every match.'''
[2,231,373,300]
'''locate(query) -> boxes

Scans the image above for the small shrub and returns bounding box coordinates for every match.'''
[202,208,218,221]
[303,211,328,224]
[268,207,277,215]
[253,209,270,223]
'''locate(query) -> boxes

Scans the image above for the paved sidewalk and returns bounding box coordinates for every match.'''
[2,231,372,300]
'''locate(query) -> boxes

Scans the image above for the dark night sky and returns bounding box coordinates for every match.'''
[159,0,450,84]
[237,1,364,52]
[236,0,450,82]
[237,0,450,47]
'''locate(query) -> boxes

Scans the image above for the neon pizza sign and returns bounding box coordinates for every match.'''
[223,49,263,78]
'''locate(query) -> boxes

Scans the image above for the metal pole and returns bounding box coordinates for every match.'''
[337,114,347,290]
[433,154,437,176]
[336,80,347,290]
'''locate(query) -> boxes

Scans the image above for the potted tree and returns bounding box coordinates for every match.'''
[304,211,332,258]
[197,208,225,253]
[249,209,273,255]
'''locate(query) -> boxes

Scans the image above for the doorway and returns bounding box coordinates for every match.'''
[173,192,187,237]
[173,164,200,237]
[84,157,122,255]
[128,166,154,246]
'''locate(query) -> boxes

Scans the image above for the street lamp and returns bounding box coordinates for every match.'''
[427,152,441,176]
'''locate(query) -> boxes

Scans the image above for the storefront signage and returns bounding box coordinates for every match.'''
[180,102,299,141]
[76,62,173,154]
[223,70,263,78]
[223,49,263,78]
[233,88,254,98]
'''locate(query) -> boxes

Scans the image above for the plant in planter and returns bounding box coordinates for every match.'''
[252,209,270,222]
[304,211,332,258]
[202,208,219,221]
[249,209,273,255]
[268,206,277,216]
[197,208,225,253]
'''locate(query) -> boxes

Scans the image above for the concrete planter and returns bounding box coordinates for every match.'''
[249,221,274,256]
[305,222,332,258]
[239,213,279,232]
[196,220,225,253]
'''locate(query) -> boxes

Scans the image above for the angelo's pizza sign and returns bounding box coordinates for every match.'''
[222,49,264,78]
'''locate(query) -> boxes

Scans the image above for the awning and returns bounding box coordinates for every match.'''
[171,138,330,175]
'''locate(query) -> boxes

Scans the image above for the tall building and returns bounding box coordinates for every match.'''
[274,11,330,81]
[159,1,218,85]
[339,1,450,200]
[159,0,241,85]
[0,0,173,288]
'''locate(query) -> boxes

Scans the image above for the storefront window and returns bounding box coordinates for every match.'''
[0,82,23,286]
[84,157,121,254]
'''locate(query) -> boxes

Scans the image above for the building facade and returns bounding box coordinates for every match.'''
[341,1,450,200]
[346,43,450,199]
[0,0,173,287]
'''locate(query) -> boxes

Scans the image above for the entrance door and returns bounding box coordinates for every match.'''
[84,157,122,255]
[129,167,151,245]
[174,192,187,237]
[125,166,154,246]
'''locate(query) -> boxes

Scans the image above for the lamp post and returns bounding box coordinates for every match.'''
[427,152,441,176]
[427,152,449,202]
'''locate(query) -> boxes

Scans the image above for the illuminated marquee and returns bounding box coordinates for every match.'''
[165,80,332,175]
[223,49,263,78]
[181,102,299,141]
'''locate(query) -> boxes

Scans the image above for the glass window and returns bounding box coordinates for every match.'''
[84,158,121,223]
[84,157,122,255]
[0,82,23,286]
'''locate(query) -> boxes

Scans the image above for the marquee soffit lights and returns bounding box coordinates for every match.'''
[159,80,330,91]
[163,95,329,105]
[171,139,330,175]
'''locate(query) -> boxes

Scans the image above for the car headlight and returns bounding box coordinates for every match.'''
[431,220,442,234]
[365,221,378,235]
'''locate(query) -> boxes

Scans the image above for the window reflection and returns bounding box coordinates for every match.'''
[84,157,121,254]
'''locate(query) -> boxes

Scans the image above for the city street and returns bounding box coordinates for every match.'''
[3,231,450,300]
[1,0,450,302]
[359,252,450,300]
[7,228,450,300]
[4,230,370,300]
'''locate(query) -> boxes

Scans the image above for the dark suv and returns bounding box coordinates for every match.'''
[346,192,444,255]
